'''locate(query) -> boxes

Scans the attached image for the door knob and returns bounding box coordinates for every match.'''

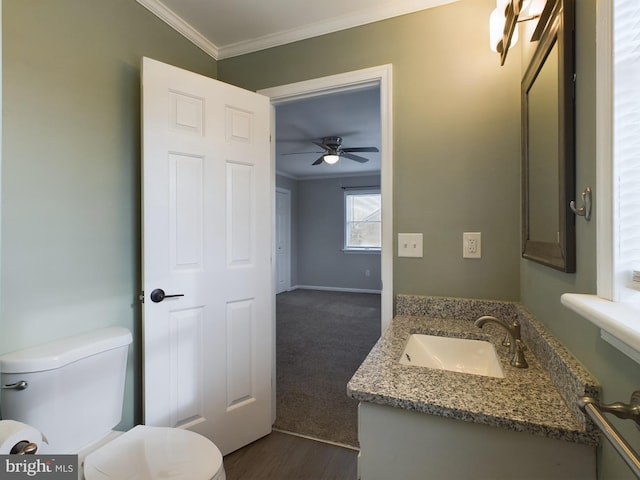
[150,288,184,303]
[2,380,28,391]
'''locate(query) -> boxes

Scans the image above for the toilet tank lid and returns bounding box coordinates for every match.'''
[0,327,132,374]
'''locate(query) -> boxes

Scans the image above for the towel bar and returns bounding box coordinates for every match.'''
[578,392,640,479]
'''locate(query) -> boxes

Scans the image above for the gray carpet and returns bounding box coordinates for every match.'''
[275,289,381,448]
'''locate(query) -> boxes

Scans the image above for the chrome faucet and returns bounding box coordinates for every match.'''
[473,314,528,368]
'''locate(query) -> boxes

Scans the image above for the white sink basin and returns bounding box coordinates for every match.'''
[399,334,504,378]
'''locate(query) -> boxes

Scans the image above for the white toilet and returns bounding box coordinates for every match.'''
[0,327,226,479]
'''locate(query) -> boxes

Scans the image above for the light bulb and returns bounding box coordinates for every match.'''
[324,154,340,164]
[489,7,504,52]
[489,3,519,53]
[523,0,546,16]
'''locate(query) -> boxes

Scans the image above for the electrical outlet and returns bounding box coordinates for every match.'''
[398,233,423,258]
[463,232,481,258]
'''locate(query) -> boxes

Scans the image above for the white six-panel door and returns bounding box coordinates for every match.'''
[141,57,272,455]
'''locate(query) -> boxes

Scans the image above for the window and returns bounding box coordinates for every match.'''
[344,189,381,251]
[562,0,640,362]
[609,0,640,302]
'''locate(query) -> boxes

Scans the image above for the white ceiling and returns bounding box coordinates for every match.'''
[136,0,460,179]
[137,0,460,59]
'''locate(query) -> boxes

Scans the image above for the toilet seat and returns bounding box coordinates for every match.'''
[83,425,225,480]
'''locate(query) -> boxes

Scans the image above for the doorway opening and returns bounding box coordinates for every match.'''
[259,64,393,328]
[259,65,393,446]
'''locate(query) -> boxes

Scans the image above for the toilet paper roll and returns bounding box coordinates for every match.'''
[0,420,46,454]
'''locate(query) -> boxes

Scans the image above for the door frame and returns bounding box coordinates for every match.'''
[275,187,292,293]
[259,64,393,332]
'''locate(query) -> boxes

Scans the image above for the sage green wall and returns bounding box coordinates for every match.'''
[521,1,640,478]
[220,0,522,301]
[4,1,633,477]
[221,0,639,477]
[1,0,216,428]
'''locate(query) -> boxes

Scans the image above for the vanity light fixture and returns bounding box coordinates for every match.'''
[490,0,546,65]
[489,0,519,54]
[323,154,340,164]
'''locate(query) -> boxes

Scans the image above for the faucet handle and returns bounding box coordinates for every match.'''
[475,313,528,368]
[511,317,522,336]
[511,339,529,368]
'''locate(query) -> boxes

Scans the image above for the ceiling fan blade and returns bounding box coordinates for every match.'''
[342,147,379,153]
[312,141,329,150]
[312,156,325,165]
[280,151,324,155]
[341,153,369,163]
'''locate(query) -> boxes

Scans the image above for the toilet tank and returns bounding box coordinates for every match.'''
[0,327,132,453]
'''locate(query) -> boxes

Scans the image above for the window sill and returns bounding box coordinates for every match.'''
[561,293,640,364]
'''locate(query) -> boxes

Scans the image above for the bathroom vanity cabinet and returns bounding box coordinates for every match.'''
[358,402,595,480]
[348,296,600,480]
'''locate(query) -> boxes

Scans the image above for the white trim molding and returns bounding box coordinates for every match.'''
[218,0,460,59]
[259,65,388,104]
[136,0,219,59]
[294,285,382,295]
[562,294,640,363]
[595,0,614,299]
[136,0,460,60]
[260,65,394,332]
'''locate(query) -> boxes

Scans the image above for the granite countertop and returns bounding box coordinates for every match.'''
[347,314,599,446]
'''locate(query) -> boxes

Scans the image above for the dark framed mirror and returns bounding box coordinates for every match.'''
[521,0,575,272]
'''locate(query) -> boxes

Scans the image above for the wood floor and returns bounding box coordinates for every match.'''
[223,430,358,480]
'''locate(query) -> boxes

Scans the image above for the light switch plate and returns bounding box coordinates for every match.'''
[398,233,423,258]
[463,232,481,258]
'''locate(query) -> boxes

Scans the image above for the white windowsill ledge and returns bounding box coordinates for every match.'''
[561,293,640,364]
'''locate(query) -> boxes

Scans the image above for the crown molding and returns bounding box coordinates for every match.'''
[137,0,459,61]
[218,0,458,59]
[275,169,297,180]
[298,170,381,181]
[277,168,380,181]
[136,0,219,59]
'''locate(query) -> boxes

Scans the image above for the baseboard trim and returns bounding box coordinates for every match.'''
[291,285,382,295]
[272,428,360,452]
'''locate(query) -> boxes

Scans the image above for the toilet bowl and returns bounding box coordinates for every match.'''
[81,426,225,480]
[0,327,226,480]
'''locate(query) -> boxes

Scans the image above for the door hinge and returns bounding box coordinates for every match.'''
[139,291,145,303]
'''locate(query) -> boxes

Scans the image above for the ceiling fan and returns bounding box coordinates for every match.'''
[284,136,379,165]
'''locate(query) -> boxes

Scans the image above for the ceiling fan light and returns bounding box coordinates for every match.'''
[324,154,340,164]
